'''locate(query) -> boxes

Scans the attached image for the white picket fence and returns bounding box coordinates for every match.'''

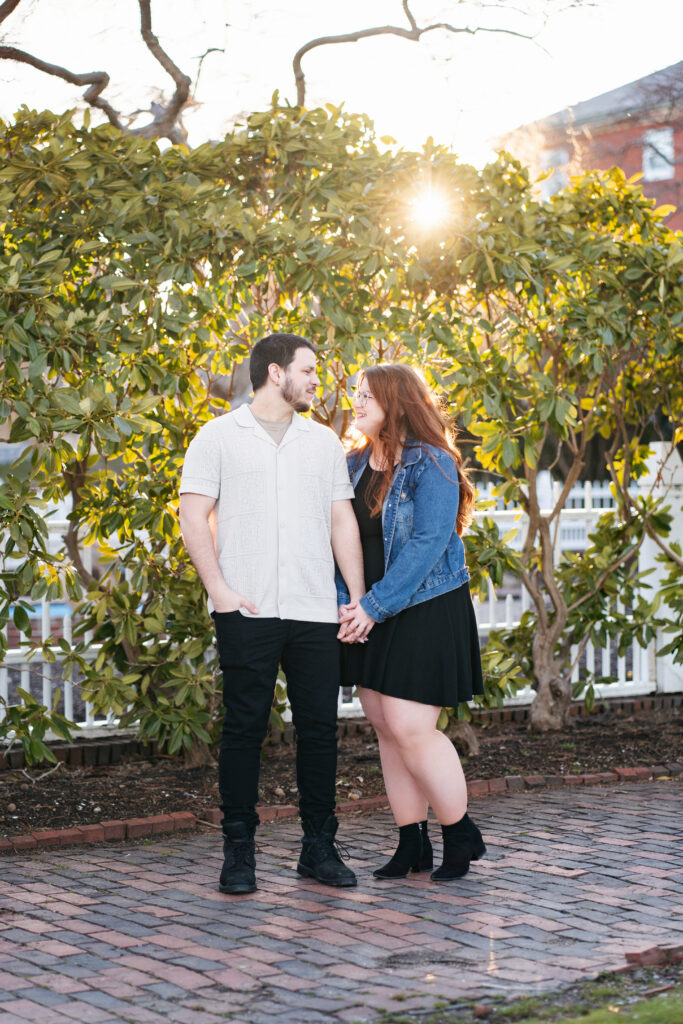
[467,476,661,706]
[0,473,679,731]
[342,475,670,715]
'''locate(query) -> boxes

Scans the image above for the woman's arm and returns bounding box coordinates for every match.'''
[361,453,459,623]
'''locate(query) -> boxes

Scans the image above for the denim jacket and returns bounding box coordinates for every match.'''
[336,441,470,623]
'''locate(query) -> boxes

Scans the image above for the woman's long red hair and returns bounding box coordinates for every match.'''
[359,364,474,536]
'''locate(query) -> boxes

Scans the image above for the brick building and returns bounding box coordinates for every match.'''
[500,61,683,229]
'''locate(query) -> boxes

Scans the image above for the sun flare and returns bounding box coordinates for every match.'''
[410,187,451,231]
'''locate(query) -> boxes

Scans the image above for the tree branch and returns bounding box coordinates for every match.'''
[0,0,191,144]
[193,46,224,96]
[0,45,123,128]
[642,516,683,571]
[565,535,644,616]
[293,0,534,106]
[521,566,548,630]
[63,460,97,591]
[537,515,569,645]
[0,0,23,24]
[132,0,191,143]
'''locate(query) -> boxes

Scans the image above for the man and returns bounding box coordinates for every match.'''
[179,333,365,894]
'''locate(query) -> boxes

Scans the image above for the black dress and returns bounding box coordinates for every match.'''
[341,463,484,707]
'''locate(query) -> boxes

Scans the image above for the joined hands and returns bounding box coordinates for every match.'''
[337,601,375,643]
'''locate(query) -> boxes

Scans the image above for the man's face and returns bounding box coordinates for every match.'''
[280,347,320,412]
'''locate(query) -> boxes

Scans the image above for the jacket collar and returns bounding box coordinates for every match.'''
[350,438,422,472]
[400,441,421,467]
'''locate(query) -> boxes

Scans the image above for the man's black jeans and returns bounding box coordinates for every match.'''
[213,612,340,832]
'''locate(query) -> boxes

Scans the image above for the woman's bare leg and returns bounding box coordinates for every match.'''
[357,687,428,826]
[381,695,468,825]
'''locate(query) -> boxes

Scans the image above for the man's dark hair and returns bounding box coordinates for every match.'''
[249,333,316,391]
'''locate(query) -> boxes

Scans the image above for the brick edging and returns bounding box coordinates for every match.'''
[1,764,680,855]
[466,762,683,797]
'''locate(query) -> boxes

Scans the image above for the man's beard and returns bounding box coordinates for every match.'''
[282,373,312,412]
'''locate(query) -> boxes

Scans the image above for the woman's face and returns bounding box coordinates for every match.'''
[352,376,386,439]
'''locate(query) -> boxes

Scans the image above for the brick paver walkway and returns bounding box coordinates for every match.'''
[0,780,681,1024]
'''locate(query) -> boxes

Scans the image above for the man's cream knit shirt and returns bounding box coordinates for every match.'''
[180,404,354,623]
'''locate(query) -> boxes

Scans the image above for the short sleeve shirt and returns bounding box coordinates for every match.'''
[179,404,354,622]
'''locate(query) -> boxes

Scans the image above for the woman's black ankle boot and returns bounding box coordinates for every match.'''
[431,815,475,881]
[419,820,434,871]
[373,823,423,879]
[464,812,486,861]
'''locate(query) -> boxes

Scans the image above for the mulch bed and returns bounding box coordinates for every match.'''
[1,703,681,839]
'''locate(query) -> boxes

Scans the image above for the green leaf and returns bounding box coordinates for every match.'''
[501,437,518,468]
[13,606,32,635]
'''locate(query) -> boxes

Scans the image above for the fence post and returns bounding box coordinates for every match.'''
[638,442,683,693]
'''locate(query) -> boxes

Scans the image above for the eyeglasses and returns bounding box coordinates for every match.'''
[352,389,375,408]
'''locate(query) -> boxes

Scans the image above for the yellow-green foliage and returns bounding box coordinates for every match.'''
[1,104,681,758]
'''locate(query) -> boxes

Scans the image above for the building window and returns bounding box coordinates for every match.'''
[642,127,674,181]
[539,147,569,198]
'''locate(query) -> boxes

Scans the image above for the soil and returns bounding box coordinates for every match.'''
[1,704,681,838]
[381,962,683,1023]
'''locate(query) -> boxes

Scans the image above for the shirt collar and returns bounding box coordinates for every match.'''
[234,403,310,434]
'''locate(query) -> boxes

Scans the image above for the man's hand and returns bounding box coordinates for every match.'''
[212,585,259,616]
[338,601,375,642]
[337,604,361,642]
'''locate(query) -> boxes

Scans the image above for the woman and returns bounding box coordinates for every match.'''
[337,363,486,882]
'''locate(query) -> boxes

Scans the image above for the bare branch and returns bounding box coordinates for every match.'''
[0,45,123,128]
[132,0,191,144]
[293,25,418,107]
[0,0,23,24]
[0,0,192,144]
[292,0,535,106]
[193,46,224,96]
[20,761,63,783]
[402,0,418,33]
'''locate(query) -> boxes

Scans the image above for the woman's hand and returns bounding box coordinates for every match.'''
[338,601,375,642]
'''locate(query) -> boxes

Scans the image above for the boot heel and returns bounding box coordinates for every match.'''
[471,838,486,861]
[373,823,423,879]
[431,815,481,882]
[416,850,433,871]
[465,814,486,861]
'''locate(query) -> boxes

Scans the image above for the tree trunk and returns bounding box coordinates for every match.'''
[182,739,215,768]
[529,674,573,732]
[445,718,480,756]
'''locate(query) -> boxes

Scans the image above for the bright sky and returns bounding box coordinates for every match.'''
[1,0,681,165]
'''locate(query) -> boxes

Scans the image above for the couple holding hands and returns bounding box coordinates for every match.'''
[179,333,485,895]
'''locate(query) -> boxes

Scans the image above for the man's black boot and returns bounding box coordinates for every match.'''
[219,821,257,894]
[297,815,357,887]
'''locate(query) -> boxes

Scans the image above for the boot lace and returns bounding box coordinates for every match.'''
[307,835,351,863]
[226,839,257,867]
